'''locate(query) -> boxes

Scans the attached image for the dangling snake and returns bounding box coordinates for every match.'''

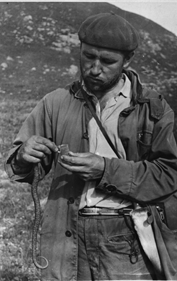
[31,163,49,269]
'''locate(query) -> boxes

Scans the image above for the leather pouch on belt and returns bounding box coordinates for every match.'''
[162,191,177,230]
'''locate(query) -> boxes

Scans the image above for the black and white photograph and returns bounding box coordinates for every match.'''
[0,1,177,280]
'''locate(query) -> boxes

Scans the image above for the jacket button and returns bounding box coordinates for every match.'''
[83,132,89,139]
[65,230,72,237]
[68,197,74,204]
[106,185,116,193]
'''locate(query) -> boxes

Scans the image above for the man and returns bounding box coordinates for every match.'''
[5,13,177,280]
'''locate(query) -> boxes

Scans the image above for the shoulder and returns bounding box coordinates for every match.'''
[43,87,70,103]
[42,80,82,104]
[141,87,173,120]
[41,85,76,111]
[125,68,173,120]
[38,82,83,119]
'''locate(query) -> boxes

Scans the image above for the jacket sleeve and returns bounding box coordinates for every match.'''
[5,96,54,184]
[97,102,177,203]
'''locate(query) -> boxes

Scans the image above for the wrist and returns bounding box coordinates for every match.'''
[11,150,33,174]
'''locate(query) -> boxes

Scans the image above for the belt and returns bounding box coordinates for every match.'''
[79,207,133,216]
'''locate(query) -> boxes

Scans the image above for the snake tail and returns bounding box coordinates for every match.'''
[31,163,49,269]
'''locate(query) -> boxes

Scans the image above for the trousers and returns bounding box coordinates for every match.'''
[77,214,157,280]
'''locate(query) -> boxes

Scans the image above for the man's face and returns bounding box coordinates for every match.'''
[80,43,129,95]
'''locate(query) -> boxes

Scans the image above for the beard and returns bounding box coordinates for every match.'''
[80,65,122,94]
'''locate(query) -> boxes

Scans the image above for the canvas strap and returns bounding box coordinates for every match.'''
[82,89,121,159]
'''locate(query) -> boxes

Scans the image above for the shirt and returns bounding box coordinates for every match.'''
[79,74,132,209]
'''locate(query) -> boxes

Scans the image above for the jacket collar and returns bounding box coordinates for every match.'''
[123,68,143,104]
[123,69,164,120]
[69,80,85,100]
[69,70,164,120]
[70,69,143,102]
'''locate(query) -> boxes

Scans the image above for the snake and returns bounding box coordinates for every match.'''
[31,163,49,269]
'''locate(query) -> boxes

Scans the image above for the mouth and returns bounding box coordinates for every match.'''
[88,76,103,84]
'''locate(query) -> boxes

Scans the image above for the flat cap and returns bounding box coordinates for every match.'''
[78,13,139,51]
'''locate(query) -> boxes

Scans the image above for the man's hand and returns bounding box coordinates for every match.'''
[16,135,58,166]
[59,152,105,181]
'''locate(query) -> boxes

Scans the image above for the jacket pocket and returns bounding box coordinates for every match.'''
[137,130,153,160]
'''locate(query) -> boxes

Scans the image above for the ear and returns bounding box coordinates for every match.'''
[123,51,135,68]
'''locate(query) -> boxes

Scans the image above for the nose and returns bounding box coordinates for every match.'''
[90,59,101,76]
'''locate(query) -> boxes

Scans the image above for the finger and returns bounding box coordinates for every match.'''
[59,161,85,172]
[26,149,47,159]
[61,155,86,166]
[22,154,41,164]
[68,152,79,157]
[32,143,53,156]
[59,162,91,181]
[34,136,58,152]
[68,151,90,158]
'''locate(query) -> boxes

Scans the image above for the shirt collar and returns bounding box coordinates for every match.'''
[116,73,132,100]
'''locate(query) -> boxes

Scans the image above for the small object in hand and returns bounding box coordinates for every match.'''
[58,144,69,162]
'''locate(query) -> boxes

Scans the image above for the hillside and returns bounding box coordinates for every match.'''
[0,2,177,103]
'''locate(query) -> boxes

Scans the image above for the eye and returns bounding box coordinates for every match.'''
[83,52,95,60]
[101,58,116,65]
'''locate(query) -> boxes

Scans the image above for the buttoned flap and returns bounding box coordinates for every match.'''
[137,129,153,160]
[136,98,156,160]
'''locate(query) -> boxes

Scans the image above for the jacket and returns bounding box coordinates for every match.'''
[5,69,177,281]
